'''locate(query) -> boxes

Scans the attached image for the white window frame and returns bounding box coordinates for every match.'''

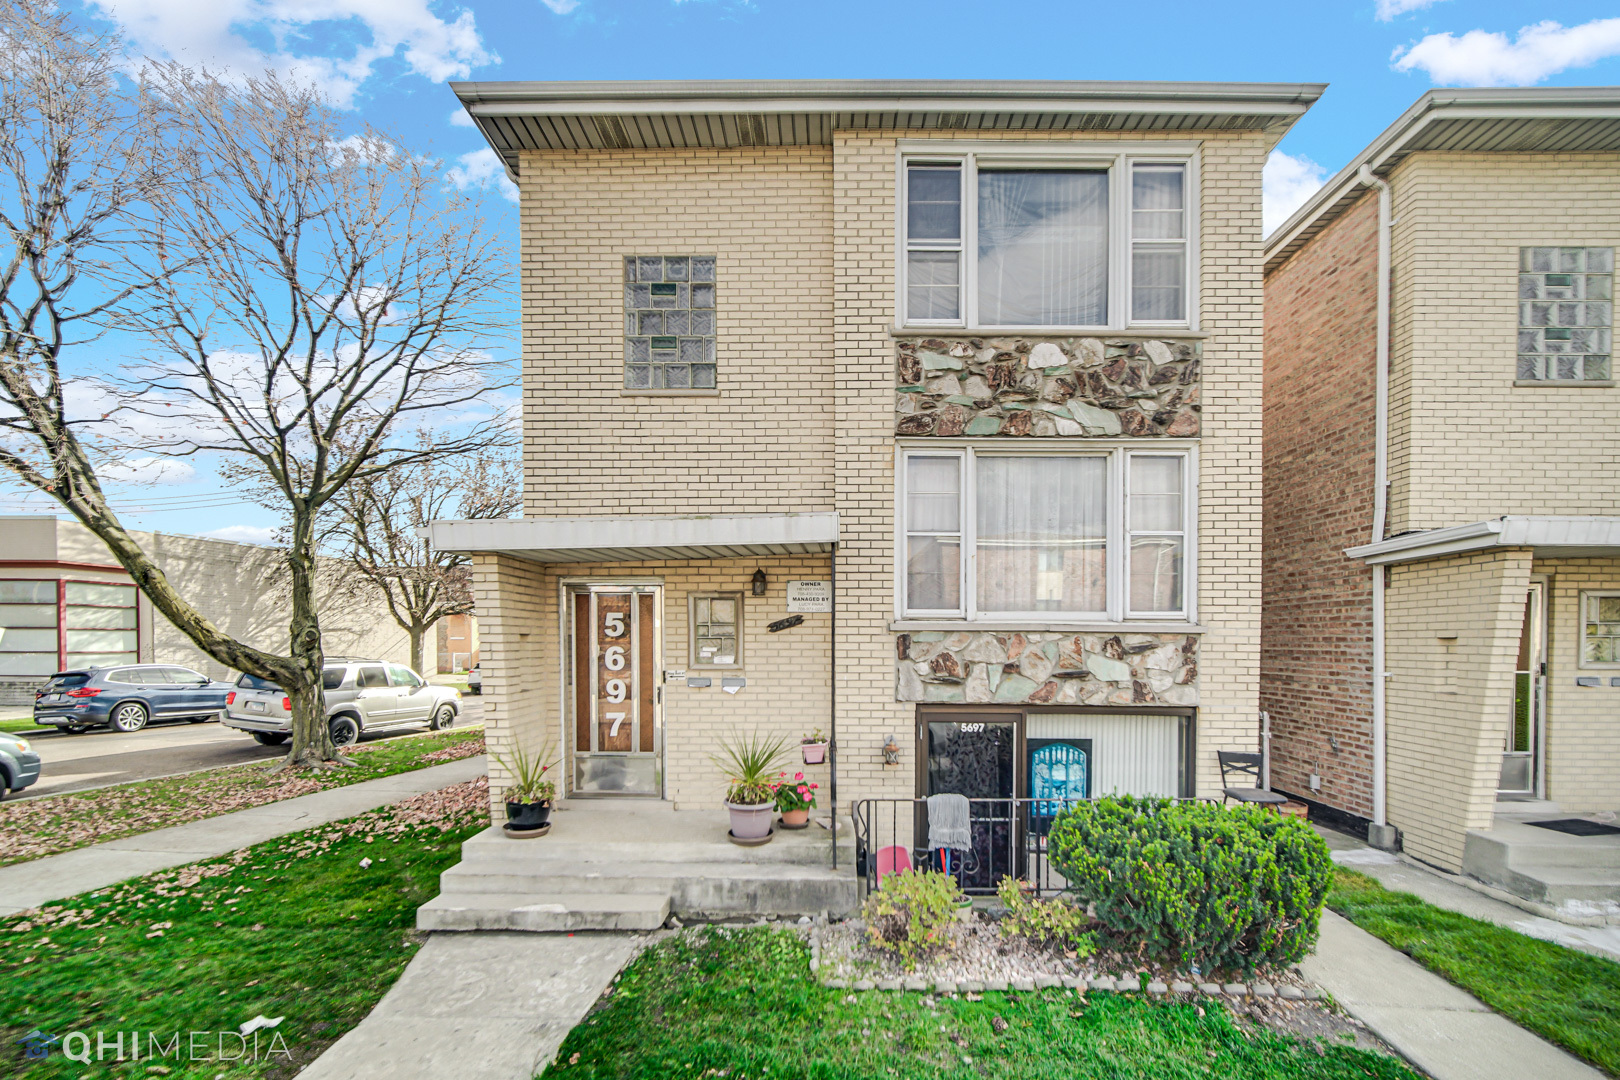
[896,441,1197,625]
[689,592,745,669]
[1578,590,1620,669]
[895,141,1201,334]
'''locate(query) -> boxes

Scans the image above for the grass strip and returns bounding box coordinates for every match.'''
[0,726,484,867]
[0,715,40,734]
[0,776,488,1078]
[1329,868,1620,1076]
[551,924,1418,1080]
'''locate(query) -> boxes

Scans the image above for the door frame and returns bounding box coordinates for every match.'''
[559,577,665,798]
[1499,576,1548,799]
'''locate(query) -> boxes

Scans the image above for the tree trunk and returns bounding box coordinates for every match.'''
[282,512,337,767]
[410,621,425,677]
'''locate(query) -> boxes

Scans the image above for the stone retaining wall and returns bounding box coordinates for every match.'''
[895,336,1201,438]
[897,630,1198,706]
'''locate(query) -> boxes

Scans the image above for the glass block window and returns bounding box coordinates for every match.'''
[1581,591,1620,667]
[1518,247,1612,382]
[690,593,741,668]
[624,255,716,390]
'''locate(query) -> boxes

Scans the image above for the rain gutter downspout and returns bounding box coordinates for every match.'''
[1358,163,1394,847]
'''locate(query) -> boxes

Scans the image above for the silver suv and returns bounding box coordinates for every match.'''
[221,658,461,747]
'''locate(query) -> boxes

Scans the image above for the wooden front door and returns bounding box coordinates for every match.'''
[568,584,662,796]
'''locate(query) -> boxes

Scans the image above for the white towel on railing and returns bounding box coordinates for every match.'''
[926,793,971,851]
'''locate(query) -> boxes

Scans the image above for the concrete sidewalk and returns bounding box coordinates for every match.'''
[0,756,486,915]
[1302,910,1604,1080]
[298,931,654,1080]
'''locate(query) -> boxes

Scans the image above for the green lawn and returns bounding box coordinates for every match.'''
[1329,868,1620,1076]
[0,726,484,866]
[551,925,1418,1080]
[0,778,488,1078]
[0,715,39,734]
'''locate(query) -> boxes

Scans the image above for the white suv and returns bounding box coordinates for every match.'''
[222,659,461,747]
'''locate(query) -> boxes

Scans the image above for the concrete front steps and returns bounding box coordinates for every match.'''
[1463,814,1620,922]
[418,801,858,933]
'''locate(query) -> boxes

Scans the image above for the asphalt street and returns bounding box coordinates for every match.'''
[5,698,484,800]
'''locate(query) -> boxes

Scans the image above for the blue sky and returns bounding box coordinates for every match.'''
[9,0,1620,541]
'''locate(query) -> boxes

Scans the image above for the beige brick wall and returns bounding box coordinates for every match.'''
[1384,549,1533,870]
[1387,152,1620,532]
[1535,557,1620,811]
[517,145,835,516]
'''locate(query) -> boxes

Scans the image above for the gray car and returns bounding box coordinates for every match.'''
[221,658,461,747]
[0,731,42,799]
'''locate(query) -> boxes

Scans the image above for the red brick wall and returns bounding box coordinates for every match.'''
[1261,192,1380,820]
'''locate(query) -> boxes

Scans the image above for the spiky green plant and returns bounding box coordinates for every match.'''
[711,730,790,805]
[491,732,561,803]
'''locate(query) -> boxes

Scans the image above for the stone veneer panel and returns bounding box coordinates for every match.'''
[897,630,1198,706]
[895,336,1201,438]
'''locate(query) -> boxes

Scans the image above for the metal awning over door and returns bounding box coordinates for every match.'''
[427,512,839,563]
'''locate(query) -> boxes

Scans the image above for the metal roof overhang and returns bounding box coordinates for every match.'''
[1345,516,1620,566]
[1266,88,1620,272]
[428,512,839,564]
[448,79,1325,174]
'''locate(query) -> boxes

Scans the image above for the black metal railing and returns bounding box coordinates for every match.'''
[850,797,1087,898]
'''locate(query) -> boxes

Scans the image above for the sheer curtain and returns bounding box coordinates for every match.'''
[978,170,1108,326]
[976,456,1107,613]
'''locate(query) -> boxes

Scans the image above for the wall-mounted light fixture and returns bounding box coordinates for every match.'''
[751,568,767,596]
[882,735,901,766]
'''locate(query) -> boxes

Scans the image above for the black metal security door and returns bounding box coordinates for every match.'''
[924,718,1018,889]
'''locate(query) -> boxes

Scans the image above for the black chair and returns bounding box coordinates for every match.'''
[1217,751,1289,807]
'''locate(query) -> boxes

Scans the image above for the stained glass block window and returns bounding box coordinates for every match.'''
[1518,247,1612,382]
[1582,591,1620,667]
[690,593,741,667]
[624,255,716,390]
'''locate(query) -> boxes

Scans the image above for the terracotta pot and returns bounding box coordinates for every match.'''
[726,800,774,840]
[505,800,553,830]
[781,808,810,828]
[801,742,828,765]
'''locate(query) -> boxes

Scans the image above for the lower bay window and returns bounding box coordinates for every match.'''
[900,445,1192,623]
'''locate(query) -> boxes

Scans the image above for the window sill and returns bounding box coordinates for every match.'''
[1513,380,1615,388]
[620,389,722,397]
[890,620,1205,634]
[891,326,1209,340]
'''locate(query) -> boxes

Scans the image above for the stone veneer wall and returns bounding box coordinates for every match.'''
[897,631,1198,707]
[896,336,1200,438]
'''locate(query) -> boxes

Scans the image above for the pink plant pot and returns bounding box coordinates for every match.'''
[801,743,828,765]
[726,800,774,840]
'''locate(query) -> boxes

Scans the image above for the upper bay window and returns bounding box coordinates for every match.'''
[901,151,1193,331]
[900,446,1193,623]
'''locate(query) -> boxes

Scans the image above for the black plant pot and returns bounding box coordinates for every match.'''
[505,800,553,830]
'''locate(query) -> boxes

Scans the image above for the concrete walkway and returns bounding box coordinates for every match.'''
[0,756,486,915]
[1320,827,1620,962]
[1302,910,1604,1080]
[298,931,654,1080]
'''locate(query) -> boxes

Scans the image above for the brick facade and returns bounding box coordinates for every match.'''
[1260,192,1380,820]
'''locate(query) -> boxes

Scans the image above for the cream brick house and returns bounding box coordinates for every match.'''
[1264,89,1620,908]
[433,80,1320,877]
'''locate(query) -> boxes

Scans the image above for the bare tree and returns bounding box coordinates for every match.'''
[0,2,513,770]
[335,442,520,674]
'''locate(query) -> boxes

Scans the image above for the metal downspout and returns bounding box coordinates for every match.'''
[829,543,837,871]
[1358,163,1392,840]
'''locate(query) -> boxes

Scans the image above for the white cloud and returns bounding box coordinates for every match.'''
[89,0,498,109]
[1392,18,1620,86]
[99,456,199,485]
[1263,150,1330,237]
[449,108,476,128]
[1375,0,1444,21]
[198,524,279,545]
[446,147,519,205]
[539,0,580,12]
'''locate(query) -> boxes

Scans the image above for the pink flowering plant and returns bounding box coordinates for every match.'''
[772,771,818,813]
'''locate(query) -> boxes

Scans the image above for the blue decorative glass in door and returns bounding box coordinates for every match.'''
[1027,738,1091,836]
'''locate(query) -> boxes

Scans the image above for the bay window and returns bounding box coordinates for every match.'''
[901,148,1195,330]
[900,446,1193,622]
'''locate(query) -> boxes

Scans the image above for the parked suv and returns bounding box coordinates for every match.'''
[33,665,233,733]
[221,659,460,747]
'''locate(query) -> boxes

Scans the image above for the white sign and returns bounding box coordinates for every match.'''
[786,580,832,613]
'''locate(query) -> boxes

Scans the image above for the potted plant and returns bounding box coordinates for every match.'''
[800,729,829,765]
[774,770,819,828]
[712,730,790,842]
[491,734,560,836]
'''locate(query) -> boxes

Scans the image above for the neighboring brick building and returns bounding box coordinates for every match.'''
[0,516,410,703]
[1263,89,1620,893]
[431,81,1321,846]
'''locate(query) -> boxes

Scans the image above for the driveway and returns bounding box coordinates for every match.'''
[6,699,483,800]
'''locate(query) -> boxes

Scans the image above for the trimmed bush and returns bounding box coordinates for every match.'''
[862,870,961,970]
[1047,796,1333,973]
